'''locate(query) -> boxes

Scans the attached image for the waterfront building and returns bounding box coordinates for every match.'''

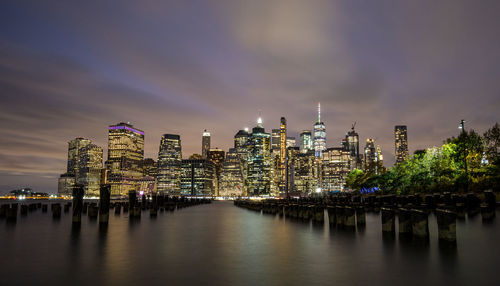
[279,117,287,195]
[219,148,244,197]
[202,130,211,159]
[143,158,157,177]
[345,125,361,170]
[105,122,145,196]
[234,129,249,191]
[137,176,156,195]
[247,117,271,196]
[300,130,313,153]
[77,143,103,197]
[57,173,76,196]
[395,125,409,164]
[67,137,91,176]
[180,159,215,196]
[313,103,326,158]
[157,134,182,195]
[291,149,315,195]
[322,147,351,192]
[207,148,225,196]
[364,138,376,171]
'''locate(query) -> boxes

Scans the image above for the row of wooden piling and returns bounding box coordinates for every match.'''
[234,190,497,245]
[0,185,212,225]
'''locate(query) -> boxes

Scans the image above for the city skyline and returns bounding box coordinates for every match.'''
[1,1,500,193]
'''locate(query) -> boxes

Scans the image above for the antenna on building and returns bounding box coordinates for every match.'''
[317,102,321,123]
[351,122,356,131]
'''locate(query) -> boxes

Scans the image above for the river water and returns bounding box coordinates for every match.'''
[0,201,498,286]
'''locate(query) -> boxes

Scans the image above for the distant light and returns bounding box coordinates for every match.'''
[139,191,144,196]
[257,117,263,125]
[315,187,322,193]
[244,127,249,132]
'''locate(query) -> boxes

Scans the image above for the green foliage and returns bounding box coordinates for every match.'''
[348,123,500,194]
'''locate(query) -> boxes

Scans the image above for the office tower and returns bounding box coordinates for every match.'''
[300,130,313,153]
[77,143,103,197]
[207,148,225,196]
[286,137,296,148]
[395,125,409,164]
[219,148,244,197]
[157,134,182,195]
[180,159,215,196]
[279,117,287,195]
[58,173,76,196]
[67,137,91,176]
[376,145,384,164]
[313,103,326,158]
[322,147,351,192]
[345,124,361,170]
[364,138,376,172]
[271,129,280,151]
[234,129,249,192]
[292,150,315,195]
[58,137,91,196]
[247,117,271,196]
[202,130,211,159]
[105,122,145,196]
[142,158,157,177]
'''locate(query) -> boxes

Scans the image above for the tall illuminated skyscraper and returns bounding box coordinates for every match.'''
[67,137,91,176]
[157,134,182,195]
[395,125,409,164]
[202,130,211,159]
[180,158,214,196]
[77,143,103,197]
[105,122,144,196]
[207,148,225,196]
[313,103,326,158]
[271,129,280,151]
[279,117,287,195]
[247,117,271,196]
[364,138,376,171]
[219,148,244,197]
[345,124,361,170]
[300,130,313,153]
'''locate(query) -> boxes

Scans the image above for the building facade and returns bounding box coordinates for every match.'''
[157,134,182,195]
[395,125,409,164]
[247,118,271,196]
[105,122,145,197]
[181,159,215,196]
[219,148,244,197]
[202,130,211,159]
[313,103,326,158]
[77,143,103,197]
[300,130,313,153]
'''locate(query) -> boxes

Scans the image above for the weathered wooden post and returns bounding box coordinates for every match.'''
[20,204,28,216]
[335,206,345,227]
[7,204,18,221]
[344,206,356,229]
[115,203,121,215]
[381,208,395,234]
[52,203,62,219]
[355,206,366,226]
[0,204,7,218]
[99,184,111,225]
[398,208,412,236]
[150,193,158,217]
[411,209,429,239]
[72,185,84,225]
[327,206,336,225]
[129,190,137,218]
[436,209,457,245]
[314,205,324,223]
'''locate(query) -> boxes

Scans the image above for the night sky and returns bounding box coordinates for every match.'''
[1,1,499,193]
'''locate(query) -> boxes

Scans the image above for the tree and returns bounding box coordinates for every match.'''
[484,123,500,165]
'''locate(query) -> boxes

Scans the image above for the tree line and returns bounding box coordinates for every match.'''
[345,123,500,195]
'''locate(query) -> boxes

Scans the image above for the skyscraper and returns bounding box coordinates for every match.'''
[345,124,361,170]
[286,137,296,148]
[395,125,409,164]
[219,148,244,197]
[105,122,145,197]
[202,130,211,159]
[157,134,182,195]
[313,103,326,158]
[271,129,280,151]
[300,130,313,153]
[364,138,376,172]
[247,117,271,196]
[180,158,214,196]
[67,137,91,177]
[322,147,351,192]
[77,143,103,197]
[279,117,287,195]
[207,148,225,196]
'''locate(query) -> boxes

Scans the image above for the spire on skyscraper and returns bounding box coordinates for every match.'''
[318,102,321,123]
